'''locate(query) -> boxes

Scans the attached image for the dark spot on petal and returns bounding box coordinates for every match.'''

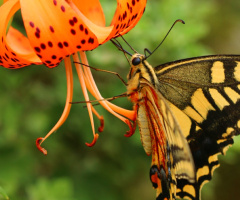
[53,0,57,6]
[52,55,57,59]
[29,21,35,28]
[34,47,41,53]
[70,29,76,35]
[73,17,78,23]
[76,45,81,49]
[11,52,16,56]
[116,24,119,29]
[123,11,127,20]
[61,5,65,12]
[48,41,53,47]
[69,19,74,26]
[59,57,63,61]
[88,37,94,44]
[81,39,86,44]
[40,43,46,49]
[35,32,40,38]
[79,24,84,31]
[131,14,137,21]
[37,54,42,58]
[58,42,63,48]
[132,0,135,6]
[85,28,88,35]
[36,27,40,33]
[11,58,16,62]
[63,41,68,47]
[49,26,54,33]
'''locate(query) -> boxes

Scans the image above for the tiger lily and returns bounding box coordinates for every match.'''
[0,0,147,154]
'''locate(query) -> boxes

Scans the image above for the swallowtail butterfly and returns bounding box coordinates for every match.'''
[111,23,240,199]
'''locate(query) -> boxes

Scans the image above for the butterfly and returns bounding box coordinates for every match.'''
[111,20,240,200]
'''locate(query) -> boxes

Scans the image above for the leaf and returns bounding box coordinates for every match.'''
[0,187,9,200]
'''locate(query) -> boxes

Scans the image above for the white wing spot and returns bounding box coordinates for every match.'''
[183,185,196,198]
[209,88,230,110]
[238,120,240,128]
[211,61,225,83]
[184,106,204,123]
[191,89,215,120]
[222,127,234,138]
[196,166,209,181]
[224,87,240,104]
[234,61,240,81]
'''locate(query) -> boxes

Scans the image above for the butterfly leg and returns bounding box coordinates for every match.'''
[124,104,138,137]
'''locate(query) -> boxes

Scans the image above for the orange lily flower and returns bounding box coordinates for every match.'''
[0,0,147,154]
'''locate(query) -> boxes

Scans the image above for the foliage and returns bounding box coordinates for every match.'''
[0,0,240,200]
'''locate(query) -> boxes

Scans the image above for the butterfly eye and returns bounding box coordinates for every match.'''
[132,57,141,66]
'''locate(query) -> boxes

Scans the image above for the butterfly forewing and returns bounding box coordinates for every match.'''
[154,55,240,199]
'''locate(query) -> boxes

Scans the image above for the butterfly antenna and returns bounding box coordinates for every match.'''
[145,19,185,59]
[111,38,132,65]
[120,35,138,54]
[111,39,132,56]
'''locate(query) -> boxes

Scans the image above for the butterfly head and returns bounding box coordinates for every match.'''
[127,53,145,79]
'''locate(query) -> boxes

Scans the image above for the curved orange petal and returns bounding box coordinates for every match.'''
[68,1,113,44]
[0,0,42,68]
[104,0,147,42]
[20,0,107,68]
[73,0,105,27]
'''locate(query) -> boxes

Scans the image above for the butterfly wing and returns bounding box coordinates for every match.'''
[155,55,240,199]
[137,79,195,200]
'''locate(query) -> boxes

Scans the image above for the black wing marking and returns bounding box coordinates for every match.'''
[155,55,240,199]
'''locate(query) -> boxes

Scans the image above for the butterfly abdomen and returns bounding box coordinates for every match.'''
[137,102,153,155]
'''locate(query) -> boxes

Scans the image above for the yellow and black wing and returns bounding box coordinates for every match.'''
[155,55,240,199]
[137,79,195,200]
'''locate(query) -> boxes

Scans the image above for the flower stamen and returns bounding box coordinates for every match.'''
[73,52,99,147]
[36,137,47,155]
[79,52,136,132]
[36,56,73,154]
[91,105,104,132]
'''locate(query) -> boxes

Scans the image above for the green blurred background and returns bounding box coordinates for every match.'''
[1,0,240,199]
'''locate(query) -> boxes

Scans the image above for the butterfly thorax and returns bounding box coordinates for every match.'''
[127,53,160,99]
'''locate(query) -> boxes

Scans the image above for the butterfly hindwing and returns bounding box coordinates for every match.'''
[136,79,195,199]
